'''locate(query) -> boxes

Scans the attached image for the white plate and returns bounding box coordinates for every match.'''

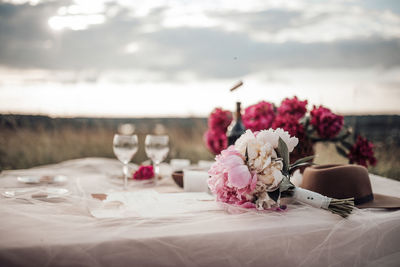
[17,175,68,184]
[2,187,69,199]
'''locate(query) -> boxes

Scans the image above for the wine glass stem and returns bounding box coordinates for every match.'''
[123,164,129,190]
[154,163,160,180]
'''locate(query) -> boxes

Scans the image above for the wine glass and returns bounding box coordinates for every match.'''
[113,134,138,190]
[145,135,169,180]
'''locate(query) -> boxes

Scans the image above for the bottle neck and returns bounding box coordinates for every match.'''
[227,102,245,146]
[235,102,242,121]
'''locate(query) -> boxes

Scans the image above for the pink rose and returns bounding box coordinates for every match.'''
[277,96,308,120]
[133,165,154,180]
[242,101,276,131]
[310,105,344,139]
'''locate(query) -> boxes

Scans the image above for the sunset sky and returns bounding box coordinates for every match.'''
[0,0,399,117]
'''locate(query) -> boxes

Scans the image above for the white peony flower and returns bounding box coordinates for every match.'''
[247,142,259,161]
[253,157,264,171]
[274,128,299,152]
[260,142,273,159]
[272,160,283,171]
[255,192,276,210]
[235,130,256,157]
[272,169,283,188]
[256,129,279,148]
[262,156,272,170]
[254,128,298,152]
[258,173,275,185]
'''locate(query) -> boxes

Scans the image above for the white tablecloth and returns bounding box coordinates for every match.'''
[0,158,399,267]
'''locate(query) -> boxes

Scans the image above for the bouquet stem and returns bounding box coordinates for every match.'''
[293,187,354,218]
[328,198,354,218]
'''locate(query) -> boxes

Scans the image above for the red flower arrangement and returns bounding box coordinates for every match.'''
[272,114,305,139]
[310,106,344,139]
[208,107,233,130]
[133,165,155,180]
[277,96,308,120]
[203,108,232,155]
[205,96,377,168]
[348,136,377,167]
[242,101,275,131]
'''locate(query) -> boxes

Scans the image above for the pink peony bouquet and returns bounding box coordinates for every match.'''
[205,96,377,168]
[208,128,354,217]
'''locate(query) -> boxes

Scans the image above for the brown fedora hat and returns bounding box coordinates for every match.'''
[301,164,400,209]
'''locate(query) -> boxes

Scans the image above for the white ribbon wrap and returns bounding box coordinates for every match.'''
[293,187,331,210]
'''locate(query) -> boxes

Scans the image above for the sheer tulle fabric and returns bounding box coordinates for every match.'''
[0,158,399,267]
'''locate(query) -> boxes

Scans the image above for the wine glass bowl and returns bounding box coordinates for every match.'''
[144,135,169,179]
[113,134,138,189]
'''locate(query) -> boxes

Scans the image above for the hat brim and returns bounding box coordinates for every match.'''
[356,193,400,209]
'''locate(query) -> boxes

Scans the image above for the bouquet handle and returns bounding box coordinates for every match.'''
[293,187,354,218]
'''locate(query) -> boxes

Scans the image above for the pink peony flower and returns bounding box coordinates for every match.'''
[348,136,377,168]
[277,96,308,120]
[228,165,251,189]
[133,165,154,180]
[208,108,233,132]
[221,154,245,169]
[272,114,305,139]
[242,101,275,131]
[204,129,228,155]
[208,146,257,207]
[310,105,344,139]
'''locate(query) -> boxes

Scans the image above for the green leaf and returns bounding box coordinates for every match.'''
[306,125,315,135]
[289,162,316,173]
[279,176,294,192]
[291,162,316,168]
[341,140,353,150]
[289,155,315,168]
[281,190,295,198]
[334,130,351,141]
[299,116,309,125]
[267,189,280,203]
[279,176,295,198]
[245,145,249,163]
[335,145,348,158]
[278,137,289,175]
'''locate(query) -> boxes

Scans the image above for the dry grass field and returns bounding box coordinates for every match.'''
[0,116,212,171]
[0,115,399,181]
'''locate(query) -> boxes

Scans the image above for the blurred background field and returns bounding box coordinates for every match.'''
[0,114,399,181]
[1,1,400,182]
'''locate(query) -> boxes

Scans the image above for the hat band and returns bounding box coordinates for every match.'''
[354,193,374,205]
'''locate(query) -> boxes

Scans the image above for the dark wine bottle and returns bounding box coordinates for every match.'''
[227,102,246,145]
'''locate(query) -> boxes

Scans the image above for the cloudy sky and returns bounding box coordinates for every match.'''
[0,0,399,117]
